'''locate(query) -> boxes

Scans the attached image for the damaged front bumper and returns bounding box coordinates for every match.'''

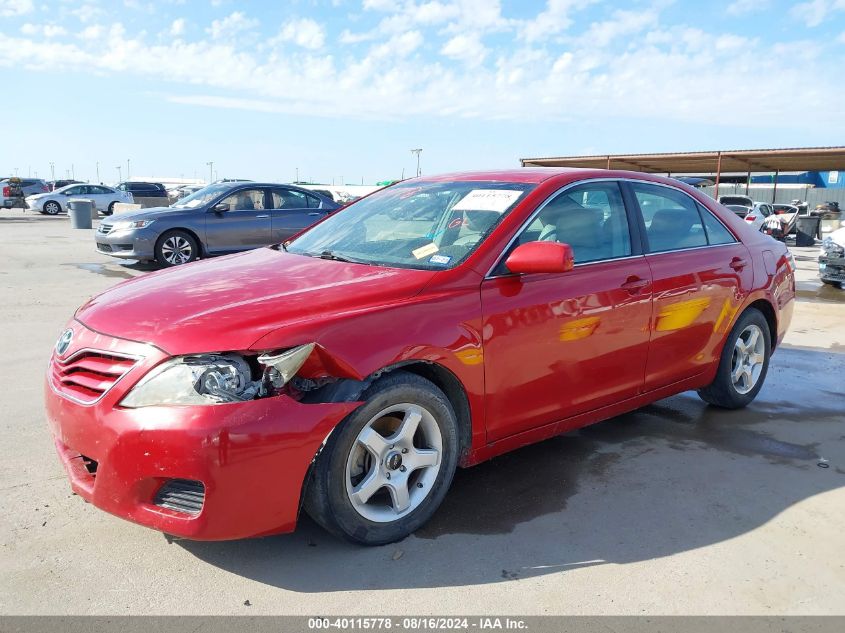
[44,324,361,540]
[819,254,845,284]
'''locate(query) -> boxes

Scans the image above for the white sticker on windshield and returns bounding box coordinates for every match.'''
[184,199,204,208]
[412,243,439,259]
[452,189,524,213]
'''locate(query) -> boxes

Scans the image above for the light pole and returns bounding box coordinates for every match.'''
[71,164,75,180]
[116,165,122,182]
[49,161,55,182]
[206,161,213,184]
[13,167,18,176]
[295,167,299,183]
[96,162,100,183]
[126,158,131,182]
[410,148,422,177]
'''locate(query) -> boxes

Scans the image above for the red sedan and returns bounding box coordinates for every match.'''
[45,169,795,545]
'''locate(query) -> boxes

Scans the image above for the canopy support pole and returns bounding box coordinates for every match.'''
[772,171,779,203]
[714,152,723,200]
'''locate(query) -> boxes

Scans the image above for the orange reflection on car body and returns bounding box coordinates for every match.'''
[655,298,711,332]
[559,316,601,341]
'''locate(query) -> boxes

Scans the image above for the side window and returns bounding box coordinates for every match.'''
[220,189,265,211]
[698,203,736,245]
[65,186,83,195]
[306,193,321,209]
[272,189,310,209]
[515,181,631,264]
[631,183,707,253]
[93,186,112,194]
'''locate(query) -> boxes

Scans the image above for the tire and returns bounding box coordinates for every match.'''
[304,371,459,545]
[155,230,199,267]
[821,279,843,289]
[43,200,61,215]
[106,202,116,216]
[697,307,771,409]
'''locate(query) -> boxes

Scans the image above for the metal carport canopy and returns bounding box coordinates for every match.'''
[520,146,845,174]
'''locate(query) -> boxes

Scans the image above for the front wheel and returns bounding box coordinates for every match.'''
[304,371,459,545]
[698,307,771,409]
[43,200,61,215]
[155,230,199,267]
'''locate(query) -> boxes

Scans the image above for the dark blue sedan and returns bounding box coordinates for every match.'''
[95,182,339,267]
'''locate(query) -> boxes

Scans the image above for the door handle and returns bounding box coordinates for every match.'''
[729,257,749,270]
[621,276,650,293]
[256,214,269,219]
[308,212,321,216]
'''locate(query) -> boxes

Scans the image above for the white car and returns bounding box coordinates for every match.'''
[723,202,774,232]
[26,183,133,216]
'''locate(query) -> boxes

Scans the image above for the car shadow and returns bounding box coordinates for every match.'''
[178,346,844,592]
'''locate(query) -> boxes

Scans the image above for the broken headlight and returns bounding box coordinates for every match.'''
[120,344,317,408]
[821,237,844,258]
[120,354,258,407]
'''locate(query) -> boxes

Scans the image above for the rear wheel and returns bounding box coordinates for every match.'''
[304,371,459,545]
[43,200,61,215]
[155,230,199,267]
[698,307,771,409]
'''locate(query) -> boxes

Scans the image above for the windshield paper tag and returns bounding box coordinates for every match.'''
[430,254,451,265]
[452,189,523,213]
[412,243,439,259]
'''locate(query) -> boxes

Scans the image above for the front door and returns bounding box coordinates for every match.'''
[204,188,272,254]
[481,181,652,443]
[625,181,754,391]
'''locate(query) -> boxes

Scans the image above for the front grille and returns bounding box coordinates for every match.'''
[153,479,205,515]
[50,350,138,404]
[96,242,113,252]
[97,223,112,235]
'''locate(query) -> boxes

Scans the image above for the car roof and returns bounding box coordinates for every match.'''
[407,168,701,189]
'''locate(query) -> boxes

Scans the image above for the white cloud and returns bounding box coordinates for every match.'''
[369,30,423,58]
[276,18,326,50]
[362,0,396,10]
[20,23,67,37]
[170,18,186,36]
[441,33,487,66]
[790,0,845,26]
[0,0,33,16]
[71,3,102,23]
[727,0,771,15]
[207,11,258,39]
[80,24,103,40]
[520,0,594,42]
[580,8,658,48]
[0,1,840,134]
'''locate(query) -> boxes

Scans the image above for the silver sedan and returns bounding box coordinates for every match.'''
[26,183,133,215]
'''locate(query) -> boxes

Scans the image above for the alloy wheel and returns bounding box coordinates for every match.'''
[345,403,442,523]
[161,236,193,265]
[731,324,765,395]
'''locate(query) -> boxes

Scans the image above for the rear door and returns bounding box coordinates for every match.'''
[269,187,327,242]
[481,180,652,442]
[624,181,754,391]
[204,187,272,254]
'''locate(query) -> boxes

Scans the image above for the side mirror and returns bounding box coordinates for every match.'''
[211,202,230,213]
[505,241,575,275]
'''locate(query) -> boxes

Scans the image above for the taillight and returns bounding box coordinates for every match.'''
[2,186,9,197]
[746,215,756,221]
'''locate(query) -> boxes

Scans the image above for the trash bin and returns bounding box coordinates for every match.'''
[795,215,821,247]
[820,214,841,234]
[67,199,94,229]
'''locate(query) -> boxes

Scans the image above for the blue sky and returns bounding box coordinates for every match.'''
[1,0,844,184]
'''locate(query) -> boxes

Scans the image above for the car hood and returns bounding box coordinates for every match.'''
[828,227,845,248]
[75,248,436,356]
[105,206,175,222]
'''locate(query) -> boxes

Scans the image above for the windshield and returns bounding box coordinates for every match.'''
[171,183,233,208]
[286,180,535,270]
